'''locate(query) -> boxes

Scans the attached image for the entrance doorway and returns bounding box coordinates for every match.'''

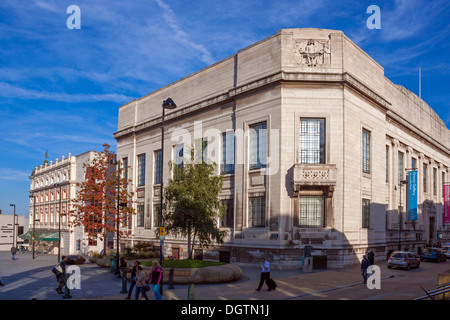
[171,248,180,260]
[429,217,436,242]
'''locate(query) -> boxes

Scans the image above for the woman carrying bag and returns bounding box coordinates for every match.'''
[149,260,163,300]
[134,266,149,300]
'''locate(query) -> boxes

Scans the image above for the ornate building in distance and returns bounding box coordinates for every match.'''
[28,151,112,255]
[114,28,450,268]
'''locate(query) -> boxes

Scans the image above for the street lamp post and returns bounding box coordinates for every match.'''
[9,204,16,248]
[398,179,407,250]
[110,158,122,277]
[54,183,63,262]
[160,98,177,267]
[29,194,36,259]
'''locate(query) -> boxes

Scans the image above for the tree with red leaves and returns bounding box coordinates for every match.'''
[69,144,135,253]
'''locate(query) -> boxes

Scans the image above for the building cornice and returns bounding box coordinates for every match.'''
[386,110,450,158]
[113,71,391,140]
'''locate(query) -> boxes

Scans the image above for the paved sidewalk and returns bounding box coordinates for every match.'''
[3,251,437,301]
[85,264,367,300]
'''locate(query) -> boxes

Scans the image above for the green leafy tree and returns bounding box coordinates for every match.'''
[164,146,228,259]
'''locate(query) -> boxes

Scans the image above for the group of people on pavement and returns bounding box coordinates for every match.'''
[124,260,163,300]
[360,249,375,285]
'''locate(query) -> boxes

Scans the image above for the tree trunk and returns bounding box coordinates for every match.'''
[187,225,192,259]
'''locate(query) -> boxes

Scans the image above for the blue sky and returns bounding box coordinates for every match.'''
[1,0,449,217]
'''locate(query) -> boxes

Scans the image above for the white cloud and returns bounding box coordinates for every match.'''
[0,82,134,103]
[0,168,30,181]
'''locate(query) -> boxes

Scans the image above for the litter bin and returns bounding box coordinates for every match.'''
[312,255,327,269]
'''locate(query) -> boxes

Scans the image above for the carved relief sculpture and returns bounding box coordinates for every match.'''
[293,35,331,67]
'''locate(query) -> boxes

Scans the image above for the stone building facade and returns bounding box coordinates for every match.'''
[28,151,109,255]
[113,28,450,268]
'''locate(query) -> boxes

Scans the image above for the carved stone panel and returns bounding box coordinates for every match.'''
[293,36,331,67]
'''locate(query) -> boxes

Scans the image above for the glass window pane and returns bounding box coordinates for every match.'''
[154,150,162,184]
[249,122,267,169]
[299,119,325,164]
[138,154,145,187]
[221,132,235,174]
[249,197,265,227]
[298,196,324,227]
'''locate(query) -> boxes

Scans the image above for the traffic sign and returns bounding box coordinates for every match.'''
[159,227,166,236]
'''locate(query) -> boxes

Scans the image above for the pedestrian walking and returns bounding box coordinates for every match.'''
[149,260,163,300]
[134,266,149,300]
[125,261,140,300]
[361,255,370,285]
[11,246,18,260]
[55,256,67,294]
[367,249,375,265]
[255,257,275,292]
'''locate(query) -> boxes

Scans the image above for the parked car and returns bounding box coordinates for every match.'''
[442,246,450,259]
[420,248,447,263]
[387,251,420,270]
[66,255,86,265]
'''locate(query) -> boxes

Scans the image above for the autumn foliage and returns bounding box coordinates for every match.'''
[69,144,135,246]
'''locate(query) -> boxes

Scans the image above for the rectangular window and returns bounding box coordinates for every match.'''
[299,196,324,227]
[412,157,417,170]
[249,122,267,169]
[154,150,162,184]
[153,204,161,228]
[423,163,428,193]
[300,118,325,164]
[248,197,266,228]
[220,199,234,228]
[362,129,371,174]
[137,154,146,187]
[443,172,446,199]
[221,131,235,174]
[195,138,208,163]
[173,144,184,180]
[386,145,389,183]
[362,199,370,229]
[433,167,437,196]
[137,204,144,227]
[123,157,128,181]
[398,152,404,185]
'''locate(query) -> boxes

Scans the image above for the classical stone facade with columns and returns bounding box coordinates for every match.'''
[113,28,450,268]
[28,151,109,255]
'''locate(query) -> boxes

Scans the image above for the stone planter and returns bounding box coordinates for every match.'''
[125,264,242,284]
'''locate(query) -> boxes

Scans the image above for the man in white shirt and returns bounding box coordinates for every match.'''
[255,257,274,291]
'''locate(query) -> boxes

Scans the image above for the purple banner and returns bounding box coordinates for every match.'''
[444,185,450,224]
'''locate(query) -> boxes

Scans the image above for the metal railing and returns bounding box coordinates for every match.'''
[415,283,450,300]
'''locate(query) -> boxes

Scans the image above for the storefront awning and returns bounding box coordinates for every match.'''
[18,230,59,242]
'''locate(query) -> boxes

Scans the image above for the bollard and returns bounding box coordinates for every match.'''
[63,273,72,299]
[188,283,194,300]
[168,268,174,289]
[121,269,128,293]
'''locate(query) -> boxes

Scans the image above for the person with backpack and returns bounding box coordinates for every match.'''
[11,246,18,260]
[149,260,163,300]
[55,256,67,294]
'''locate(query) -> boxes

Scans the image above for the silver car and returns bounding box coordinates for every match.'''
[387,251,420,270]
[442,246,450,259]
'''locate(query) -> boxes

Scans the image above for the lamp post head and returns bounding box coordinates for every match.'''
[162,98,177,109]
[10,204,14,207]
